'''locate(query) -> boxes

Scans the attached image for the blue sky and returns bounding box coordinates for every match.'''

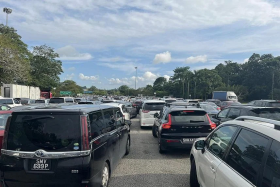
[1,0,280,89]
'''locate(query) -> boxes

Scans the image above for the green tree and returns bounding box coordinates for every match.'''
[0,25,31,85]
[153,77,167,91]
[118,85,130,95]
[54,80,83,96]
[30,45,63,90]
[142,85,154,96]
[171,67,193,98]
[88,86,97,92]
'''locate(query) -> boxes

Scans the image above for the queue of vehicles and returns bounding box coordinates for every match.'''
[0,92,280,187]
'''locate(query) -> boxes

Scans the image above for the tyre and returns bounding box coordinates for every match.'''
[158,139,167,154]
[152,125,158,138]
[125,138,130,155]
[101,162,110,187]
[190,159,199,187]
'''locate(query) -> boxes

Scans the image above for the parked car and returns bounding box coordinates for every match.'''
[0,110,13,151]
[132,101,143,114]
[155,107,216,153]
[14,98,36,105]
[199,104,220,117]
[251,100,280,107]
[205,99,221,107]
[212,105,280,126]
[0,98,22,108]
[190,116,280,187]
[0,104,130,187]
[140,100,165,128]
[220,101,241,110]
[164,98,177,104]
[200,102,221,111]
[102,102,131,120]
[49,97,75,104]
[122,102,137,118]
[35,99,49,104]
[78,101,102,105]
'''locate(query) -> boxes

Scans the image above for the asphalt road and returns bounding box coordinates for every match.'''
[109,116,191,187]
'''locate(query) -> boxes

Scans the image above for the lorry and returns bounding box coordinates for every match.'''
[1,84,40,99]
[40,89,53,99]
[212,91,238,102]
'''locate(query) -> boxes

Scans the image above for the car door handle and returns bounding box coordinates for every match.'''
[210,166,216,173]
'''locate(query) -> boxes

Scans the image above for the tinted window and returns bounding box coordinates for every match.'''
[207,126,238,159]
[0,114,11,130]
[114,108,123,127]
[103,109,115,130]
[218,109,229,118]
[255,101,263,107]
[226,129,269,185]
[170,111,207,123]
[35,100,45,103]
[251,109,280,121]
[65,98,74,103]
[7,113,81,151]
[165,100,176,104]
[270,102,280,107]
[143,103,165,111]
[49,98,64,103]
[227,108,241,119]
[0,99,13,104]
[89,111,105,137]
[262,140,280,187]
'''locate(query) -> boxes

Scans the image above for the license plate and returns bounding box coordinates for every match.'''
[30,159,51,171]
[182,138,196,143]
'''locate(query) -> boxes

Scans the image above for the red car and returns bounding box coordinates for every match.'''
[0,111,13,150]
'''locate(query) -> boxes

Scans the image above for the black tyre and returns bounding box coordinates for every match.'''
[125,138,130,155]
[158,139,167,154]
[101,162,110,187]
[190,159,199,187]
[152,125,158,138]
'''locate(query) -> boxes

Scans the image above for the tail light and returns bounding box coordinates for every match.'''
[142,110,150,113]
[206,114,216,129]
[217,107,221,111]
[2,116,12,151]
[81,115,90,150]
[162,114,172,129]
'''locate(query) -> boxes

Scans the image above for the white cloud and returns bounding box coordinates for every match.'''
[185,55,208,64]
[68,67,75,71]
[153,51,172,64]
[79,73,99,81]
[109,78,130,85]
[64,73,75,80]
[243,58,249,63]
[142,71,157,80]
[163,75,170,81]
[56,45,92,61]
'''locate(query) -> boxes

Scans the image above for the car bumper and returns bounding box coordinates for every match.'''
[140,118,154,126]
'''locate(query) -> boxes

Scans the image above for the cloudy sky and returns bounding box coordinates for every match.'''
[1,0,280,89]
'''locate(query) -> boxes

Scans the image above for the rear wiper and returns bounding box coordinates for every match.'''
[190,120,205,123]
[23,116,55,121]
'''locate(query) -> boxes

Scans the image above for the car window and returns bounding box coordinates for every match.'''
[143,103,165,111]
[218,109,229,118]
[89,111,105,137]
[226,129,269,185]
[262,140,280,187]
[65,98,74,103]
[103,109,115,131]
[227,108,241,119]
[270,102,280,107]
[170,111,207,123]
[35,100,45,103]
[251,109,280,121]
[0,99,14,104]
[255,101,263,107]
[207,126,238,159]
[0,113,11,130]
[7,113,81,151]
[49,98,64,103]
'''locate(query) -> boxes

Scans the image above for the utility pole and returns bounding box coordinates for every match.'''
[135,67,137,90]
[272,71,274,99]
[3,8,12,26]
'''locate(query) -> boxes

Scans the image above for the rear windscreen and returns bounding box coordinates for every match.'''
[0,114,11,130]
[0,99,13,104]
[252,109,280,121]
[170,111,207,123]
[7,113,81,151]
[143,103,165,111]
[270,103,280,107]
[49,98,64,103]
[35,100,45,103]
[165,100,176,104]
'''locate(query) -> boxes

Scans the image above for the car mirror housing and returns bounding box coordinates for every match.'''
[194,140,205,150]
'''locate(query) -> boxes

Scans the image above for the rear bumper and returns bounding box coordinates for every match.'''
[140,118,155,126]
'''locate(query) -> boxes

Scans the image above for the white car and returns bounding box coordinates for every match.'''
[140,100,165,127]
[102,103,130,120]
[49,97,75,104]
[0,98,22,108]
[190,116,280,187]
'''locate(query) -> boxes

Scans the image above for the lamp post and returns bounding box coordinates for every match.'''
[135,67,138,90]
[3,8,12,26]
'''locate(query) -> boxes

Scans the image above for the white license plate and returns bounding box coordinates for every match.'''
[182,138,196,143]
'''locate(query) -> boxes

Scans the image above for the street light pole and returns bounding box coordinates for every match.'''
[3,8,12,26]
[135,67,138,90]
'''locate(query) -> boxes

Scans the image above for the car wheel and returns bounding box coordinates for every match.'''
[190,159,199,187]
[152,125,158,138]
[125,138,130,155]
[158,139,167,154]
[101,162,110,187]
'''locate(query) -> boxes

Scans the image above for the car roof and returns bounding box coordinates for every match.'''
[224,117,280,142]
[228,105,279,110]
[169,106,206,112]
[102,103,123,107]
[143,100,165,103]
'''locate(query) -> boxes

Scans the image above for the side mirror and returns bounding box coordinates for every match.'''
[194,140,205,150]
[154,113,160,118]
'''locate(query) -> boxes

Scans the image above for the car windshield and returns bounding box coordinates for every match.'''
[0,113,11,130]
[49,98,64,103]
[143,103,165,111]
[0,99,13,104]
[35,100,45,103]
[200,105,217,112]
[7,113,81,151]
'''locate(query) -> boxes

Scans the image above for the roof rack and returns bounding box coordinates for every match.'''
[235,116,280,130]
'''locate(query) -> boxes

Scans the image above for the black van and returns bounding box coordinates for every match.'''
[0,104,130,187]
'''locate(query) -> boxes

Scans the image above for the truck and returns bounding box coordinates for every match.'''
[40,89,53,99]
[1,84,40,99]
[212,91,238,102]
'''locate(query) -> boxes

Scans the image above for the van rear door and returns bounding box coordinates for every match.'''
[1,111,87,187]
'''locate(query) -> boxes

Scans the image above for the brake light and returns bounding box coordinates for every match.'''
[81,116,90,150]
[217,107,221,111]
[2,116,12,151]
[206,114,216,129]
[183,110,194,112]
[162,114,172,129]
[166,140,179,143]
[142,110,150,113]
